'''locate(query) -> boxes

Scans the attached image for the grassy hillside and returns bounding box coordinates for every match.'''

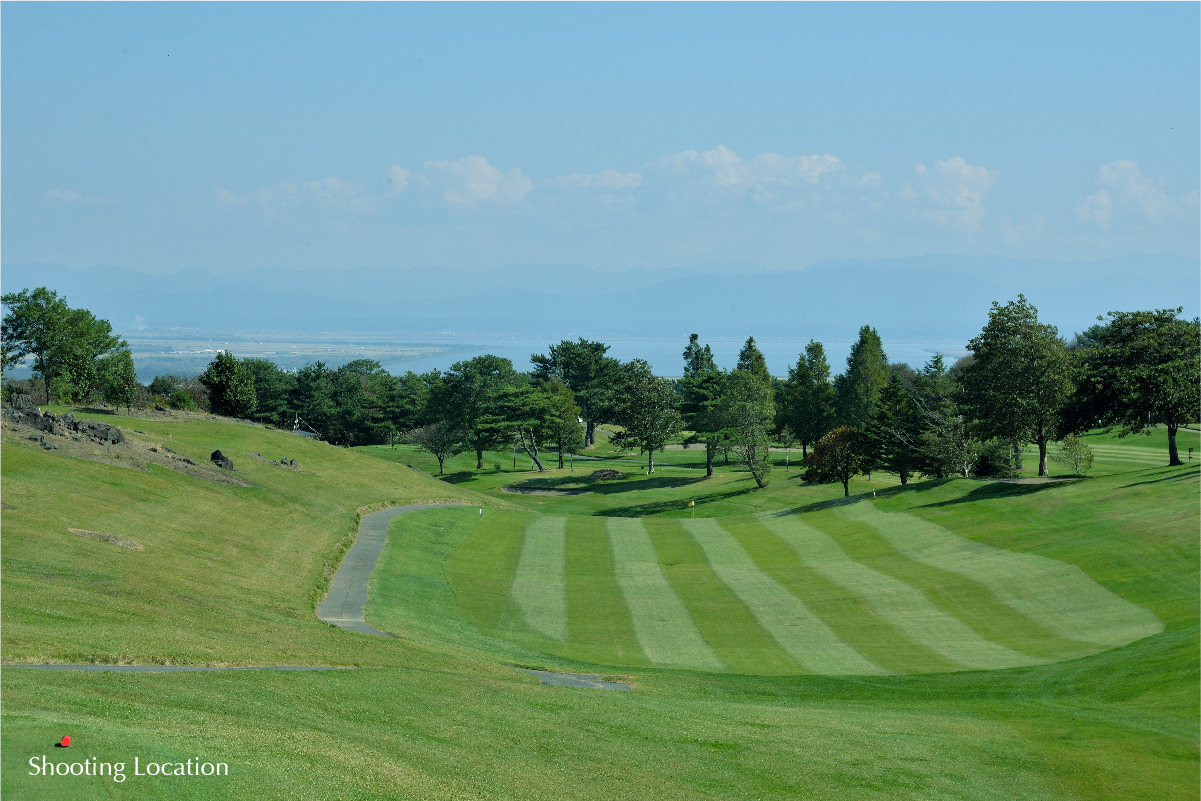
[2,411,1197,800]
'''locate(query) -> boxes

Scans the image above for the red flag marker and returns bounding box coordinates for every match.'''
[59,735,70,747]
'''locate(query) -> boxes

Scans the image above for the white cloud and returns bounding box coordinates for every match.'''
[1077,160,1179,228]
[551,169,641,190]
[385,165,410,196]
[906,157,997,227]
[422,156,532,206]
[648,145,848,204]
[44,189,117,207]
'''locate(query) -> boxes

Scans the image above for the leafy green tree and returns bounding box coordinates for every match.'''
[100,348,138,410]
[241,358,298,425]
[1065,308,1200,466]
[958,296,1071,476]
[442,355,523,469]
[385,370,436,433]
[609,359,683,475]
[803,426,869,497]
[403,420,464,475]
[1051,434,1094,476]
[718,369,775,488]
[736,336,770,381]
[1,287,70,384]
[199,352,257,418]
[290,361,337,435]
[834,325,889,428]
[531,338,620,447]
[540,377,585,468]
[495,378,554,472]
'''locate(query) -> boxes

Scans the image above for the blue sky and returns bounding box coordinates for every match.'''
[3,2,1198,276]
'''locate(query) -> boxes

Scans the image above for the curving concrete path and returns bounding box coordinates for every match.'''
[317,504,466,636]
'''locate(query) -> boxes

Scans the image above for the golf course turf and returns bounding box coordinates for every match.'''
[2,412,1197,799]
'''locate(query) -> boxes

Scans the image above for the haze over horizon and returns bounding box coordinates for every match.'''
[3,4,1198,372]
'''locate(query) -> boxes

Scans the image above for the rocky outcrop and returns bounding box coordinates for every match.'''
[2,395,125,445]
[210,450,235,471]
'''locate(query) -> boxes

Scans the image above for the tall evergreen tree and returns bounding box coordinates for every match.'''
[782,340,836,458]
[531,338,619,446]
[736,336,770,381]
[680,334,727,477]
[834,325,889,428]
[682,333,716,378]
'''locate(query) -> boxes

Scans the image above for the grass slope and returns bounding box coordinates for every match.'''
[1,412,1196,800]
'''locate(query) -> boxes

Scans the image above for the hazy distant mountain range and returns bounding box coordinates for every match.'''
[4,253,1196,345]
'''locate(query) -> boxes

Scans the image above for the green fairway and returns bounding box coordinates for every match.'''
[2,412,1197,799]
[444,497,1163,676]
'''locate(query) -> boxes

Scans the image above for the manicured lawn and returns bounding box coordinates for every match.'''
[2,410,1196,800]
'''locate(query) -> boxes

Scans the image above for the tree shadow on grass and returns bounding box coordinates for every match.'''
[594,486,759,517]
[75,407,117,416]
[912,480,1072,509]
[511,474,707,495]
[1120,466,1199,489]
[438,471,477,485]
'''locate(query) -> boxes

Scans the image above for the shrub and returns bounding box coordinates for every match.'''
[171,390,198,411]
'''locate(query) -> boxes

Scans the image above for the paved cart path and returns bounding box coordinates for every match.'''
[317,504,467,636]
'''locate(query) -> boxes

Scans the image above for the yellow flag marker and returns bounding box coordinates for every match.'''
[688,501,695,507]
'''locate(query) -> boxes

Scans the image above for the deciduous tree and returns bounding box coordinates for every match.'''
[200,352,258,418]
[958,296,1071,476]
[803,426,869,497]
[609,359,683,475]
[1065,308,1200,466]
[718,369,775,488]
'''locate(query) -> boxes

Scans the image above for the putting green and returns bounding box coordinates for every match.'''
[444,502,1162,676]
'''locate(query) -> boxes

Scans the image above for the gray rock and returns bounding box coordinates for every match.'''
[155,405,168,412]
[75,420,124,445]
[210,450,235,471]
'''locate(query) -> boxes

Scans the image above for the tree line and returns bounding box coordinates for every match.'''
[3,286,1196,487]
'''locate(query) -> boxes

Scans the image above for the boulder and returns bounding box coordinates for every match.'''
[210,450,235,471]
[75,420,124,445]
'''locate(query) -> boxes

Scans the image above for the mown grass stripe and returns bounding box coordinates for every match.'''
[757,512,1041,671]
[511,516,568,642]
[719,515,965,674]
[606,517,724,672]
[564,516,646,665]
[444,510,529,631]
[807,508,1094,661]
[841,501,1164,649]
[643,518,800,675]
[682,518,887,676]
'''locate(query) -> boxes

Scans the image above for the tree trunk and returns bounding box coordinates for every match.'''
[842,477,850,497]
[1038,438,1048,477]
[558,448,564,469]
[802,441,808,459]
[586,421,595,446]
[517,430,546,472]
[899,470,908,486]
[705,441,715,478]
[476,449,484,470]
[1168,423,1182,466]
[647,448,654,475]
[437,455,446,475]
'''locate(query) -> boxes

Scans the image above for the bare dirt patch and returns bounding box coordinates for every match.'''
[68,528,144,551]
